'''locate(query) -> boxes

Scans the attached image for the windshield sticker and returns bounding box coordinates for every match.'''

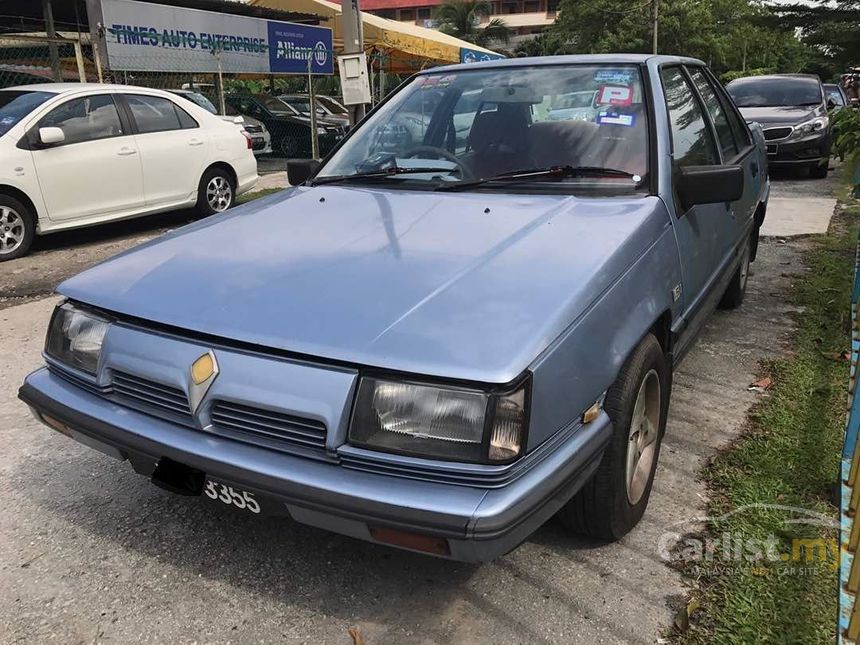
[594,69,636,85]
[0,116,15,125]
[596,85,633,107]
[596,111,635,127]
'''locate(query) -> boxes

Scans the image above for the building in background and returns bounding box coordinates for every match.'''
[360,0,558,46]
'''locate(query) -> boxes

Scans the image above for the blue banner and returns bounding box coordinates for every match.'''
[459,47,506,64]
[267,21,333,75]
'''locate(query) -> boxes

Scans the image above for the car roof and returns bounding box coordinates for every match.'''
[727,74,821,85]
[1,82,178,95]
[418,53,706,74]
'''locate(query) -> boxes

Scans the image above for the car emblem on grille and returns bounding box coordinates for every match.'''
[188,351,219,415]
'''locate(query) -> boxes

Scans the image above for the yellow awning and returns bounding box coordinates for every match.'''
[250,0,501,72]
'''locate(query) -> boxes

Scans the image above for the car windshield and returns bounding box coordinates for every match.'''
[317,95,347,114]
[282,96,312,114]
[0,90,54,137]
[261,96,299,116]
[180,91,217,114]
[727,78,823,108]
[318,64,649,191]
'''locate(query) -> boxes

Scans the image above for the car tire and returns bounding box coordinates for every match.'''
[718,240,751,310]
[809,162,829,179]
[195,167,235,217]
[0,194,35,262]
[557,333,670,541]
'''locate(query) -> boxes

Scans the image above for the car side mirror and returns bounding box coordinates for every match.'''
[827,97,838,110]
[39,126,65,145]
[287,159,321,185]
[677,164,744,212]
[232,116,244,124]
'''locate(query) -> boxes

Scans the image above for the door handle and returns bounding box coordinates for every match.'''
[751,161,759,177]
[117,147,137,156]
[188,139,204,146]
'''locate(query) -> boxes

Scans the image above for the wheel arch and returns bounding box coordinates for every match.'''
[0,184,39,231]
[201,161,237,190]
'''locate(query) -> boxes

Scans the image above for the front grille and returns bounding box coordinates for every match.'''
[210,400,327,453]
[48,364,110,397]
[763,127,792,141]
[112,371,192,421]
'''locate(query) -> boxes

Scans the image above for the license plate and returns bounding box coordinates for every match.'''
[203,479,261,513]
[766,143,778,156]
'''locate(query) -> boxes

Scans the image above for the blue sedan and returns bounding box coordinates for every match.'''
[20,55,769,561]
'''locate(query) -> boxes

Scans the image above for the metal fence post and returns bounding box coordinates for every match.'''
[308,54,319,160]
[73,41,86,83]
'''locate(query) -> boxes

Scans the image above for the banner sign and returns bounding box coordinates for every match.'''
[100,0,333,74]
[459,47,505,64]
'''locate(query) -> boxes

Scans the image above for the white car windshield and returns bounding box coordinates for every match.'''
[317,64,649,191]
[0,90,55,137]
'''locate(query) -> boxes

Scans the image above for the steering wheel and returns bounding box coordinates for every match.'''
[400,145,473,179]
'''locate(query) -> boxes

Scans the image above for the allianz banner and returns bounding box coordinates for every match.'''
[100,0,333,75]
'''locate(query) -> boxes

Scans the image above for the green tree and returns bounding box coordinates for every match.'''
[433,0,511,47]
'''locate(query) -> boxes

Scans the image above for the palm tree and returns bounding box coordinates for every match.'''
[433,0,511,48]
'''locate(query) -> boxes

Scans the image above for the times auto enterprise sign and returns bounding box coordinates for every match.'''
[100,0,333,74]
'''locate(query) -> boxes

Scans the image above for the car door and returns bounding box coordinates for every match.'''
[687,66,760,248]
[121,93,209,207]
[658,66,735,337]
[30,93,144,221]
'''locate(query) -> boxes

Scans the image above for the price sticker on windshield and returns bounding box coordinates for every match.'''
[596,85,633,107]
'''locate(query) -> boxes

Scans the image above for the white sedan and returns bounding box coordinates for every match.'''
[0,83,258,260]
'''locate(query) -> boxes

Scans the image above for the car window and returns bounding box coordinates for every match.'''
[726,77,822,108]
[125,95,197,133]
[39,94,124,145]
[688,67,738,160]
[825,86,846,106]
[0,90,55,137]
[660,67,719,167]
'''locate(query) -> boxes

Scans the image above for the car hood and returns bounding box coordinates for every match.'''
[737,105,821,125]
[58,187,666,383]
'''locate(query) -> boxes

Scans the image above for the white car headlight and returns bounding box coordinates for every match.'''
[45,303,110,375]
[789,116,828,139]
[349,376,529,463]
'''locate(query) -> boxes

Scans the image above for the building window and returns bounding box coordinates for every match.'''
[501,2,518,13]
[417,7,431,19]
[399,8,415,20]
[524,0,540,12]
[376,9,395,18]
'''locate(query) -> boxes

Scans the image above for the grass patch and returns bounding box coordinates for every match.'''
[674,198,856,642]
[236,187,283,205]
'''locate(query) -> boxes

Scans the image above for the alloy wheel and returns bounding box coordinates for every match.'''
[625,368,661,505]
[206,176,233,213]
[0,206,26,255]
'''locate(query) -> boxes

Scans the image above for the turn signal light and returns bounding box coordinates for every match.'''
[241,131,253,149]
[369,525,450,556]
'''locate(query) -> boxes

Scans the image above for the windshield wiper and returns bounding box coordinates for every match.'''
[437,165,643,191]
[311,166,459,186]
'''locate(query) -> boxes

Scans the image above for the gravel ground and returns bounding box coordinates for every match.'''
[0,167,837,644]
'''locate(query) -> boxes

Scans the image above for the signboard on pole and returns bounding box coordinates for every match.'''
[100,0,333,74]
[459,47,505,64]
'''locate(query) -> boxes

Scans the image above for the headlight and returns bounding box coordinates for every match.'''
[789,116,828,139]
[349,376,529,463]
[45,303,110,375]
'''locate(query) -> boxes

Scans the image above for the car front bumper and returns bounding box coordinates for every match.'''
[765,131,831,167]
[19,367,611,562]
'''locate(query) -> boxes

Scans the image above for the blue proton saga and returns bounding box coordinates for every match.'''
[20,55,768,561]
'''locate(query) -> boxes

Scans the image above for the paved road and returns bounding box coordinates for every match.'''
[0,168,837,643]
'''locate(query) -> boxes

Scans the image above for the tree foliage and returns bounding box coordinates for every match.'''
[433,0,511,47]
[522,0,825,77]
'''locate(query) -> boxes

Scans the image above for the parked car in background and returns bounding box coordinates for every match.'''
[317,94,350,120]
[0,83,258,260]
[726,73,831,178]
[20,55,768,561]
[278,93,351,128]
[225,93,344,157]
[824,83,849,109]
[168,89,272,155]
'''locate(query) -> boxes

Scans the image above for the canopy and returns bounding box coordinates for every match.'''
[250,0,502,73]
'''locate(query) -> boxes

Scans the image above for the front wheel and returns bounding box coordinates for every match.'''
[557,333,670,540]
[809,161,829,179]
[195,167,235,217]
[0,195,35,261]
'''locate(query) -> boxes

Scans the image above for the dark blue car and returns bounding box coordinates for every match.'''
[20,55,769,561]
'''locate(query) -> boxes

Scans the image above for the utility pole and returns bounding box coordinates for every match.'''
[341,0,366,123]
[652,0,659,55]
[42,0,61,82]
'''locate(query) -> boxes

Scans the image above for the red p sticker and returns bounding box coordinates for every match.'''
[597,85,633,106]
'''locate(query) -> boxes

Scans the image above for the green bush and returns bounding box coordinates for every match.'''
[830,107,860,162]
